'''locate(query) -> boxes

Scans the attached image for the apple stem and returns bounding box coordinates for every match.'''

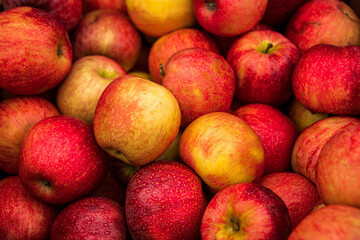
[231,217,240,232]
[159,63,166,78]
[264,43,273,54]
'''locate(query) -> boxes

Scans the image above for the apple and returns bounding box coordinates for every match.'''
[0,6,72,95]
[56,55,127,125]
[0,96,60,174]
[315,124,360,208]
[125,0,196,38]
[148,28,219,85]
[128,71,152,81]
[287,97,329,133]
[288,205,360,240]
[292,44,360,115]
[259,172,321,228]
[51,197,126,240]
[179,112,265,193]
[0,176,59,240]
[125,160,207,240]
[18,115,108,205]
[201,182,292,240]
[285,0,360,53]
[93,75,181,166]
[2,0,82,32]
[227,30,300,106]
[233,103,298,174]
[82,0,126,14]
[162,47,235,127]
[71,9,142,72]
[193,0,268,37]
[291,116,360,183]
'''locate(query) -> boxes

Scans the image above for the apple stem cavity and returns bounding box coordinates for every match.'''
[231,217,240,232]
[159,63,166,77]
[57,45,63,57]
[205,0,216,11]
[264,43,274,54]
[41,179,51,188]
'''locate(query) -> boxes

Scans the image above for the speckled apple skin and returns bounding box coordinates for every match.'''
[125,161,207,240]
[201,182,292,240]
[18,115,108,205]
[0,176,59,240]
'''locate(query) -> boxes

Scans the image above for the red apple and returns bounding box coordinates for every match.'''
[226,30,300,106]
[291,116,360,183]
[93,75,181,166]
[82,0,126,14]
[125,160,207,240]
[162,47,235,127]
[148,28,219,85]
[56,55,127,125]
[201,182,292,240]
[179,112,265,193]
[288,205,360,240]
[71,9,142,72]
[0,176,59,240]
[51,197,126,240]
[286,0,360,53]
[316,124,360,207]
[292,44,360,115]
[233,103,298,174]
[193,0,268,37]
[0,6,72,95]
[18,115,108,205]
[0,96,60,174]
[2,0,82,31]
[259,172,321,228]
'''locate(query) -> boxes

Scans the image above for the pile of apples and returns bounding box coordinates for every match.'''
[1,0,360,239]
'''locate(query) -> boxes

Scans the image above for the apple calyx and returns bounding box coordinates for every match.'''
[230,217,241,232]
[159,63,166,77]
[40,178,52,188]
[205,0,216,11]
[57,45,63,57]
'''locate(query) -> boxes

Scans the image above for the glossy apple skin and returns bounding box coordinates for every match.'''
[0,6,72,95]
[94,75,181,166]
[56,55,127,125]
[51,197,126,240]
[125,161,207,240]
[0,96,60,174]
[2,0,82,31]
[201,182,292,240]
[0,176,59,240]
[233,103,298,174]
[288,205,360,240]
[292,44,360,115]
[71,9,142,72]
[259,172,321,228]
[193,0,268,37]
[82,0,126,14]
[286,0,360,53]
[227,30,300,106]
[162,47,235,127]
[18,115,108,205]
[148,28,219,84]
[316,124,360,207]
[291,116,360,183]
[179,112,265,193]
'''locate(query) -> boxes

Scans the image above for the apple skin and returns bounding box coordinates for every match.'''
[233,103,298,174]
[259,172,321,228]
[82,0,126,14]
[0,96,60,174]
[288,205,360,240]
[2,0,82,32]
[292,44,360,115]
[148,28,219,85]
[125,160,207,240]
[201,182,292,240]
[71,9,142,72]
[162,47,235,127]
[315,124,360,208]
[18,115,108,205]
[0,6,72,95]
[56,55,127,125]
[125,0,196,38]
[226,30,300,106]
[93,75,181,166]
[285,0,360,53]
[291,116,360,183]
[179,112,265,193]
[51,197,126,240]
[193,0,268,37]
[0,176,59,240]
